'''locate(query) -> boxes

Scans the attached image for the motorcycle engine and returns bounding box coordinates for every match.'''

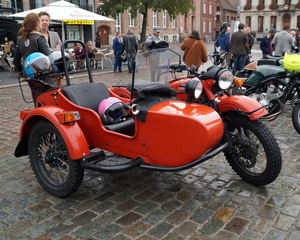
[248,84,284,107]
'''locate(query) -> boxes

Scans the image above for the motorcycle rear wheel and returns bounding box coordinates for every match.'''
[28,120,84,198]
[292,103,300,134]
[223,115,282,186]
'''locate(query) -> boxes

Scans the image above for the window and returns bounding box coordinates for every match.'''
[191,16,195,30]
[172,17,176,28]
[115,14,121,33]
[209,3,213,14]
[184,15,188,31]
[258,16,264,32]
[129,13,134,27]
[209,20,212,33]
[163,11,167,28]
[258,0,265,5]
[30,0,43,9]
[246,16,251,27]
[271,0,278,4]
[203,2,206,14]
[271,16,277,29]
[246,0,252,5]
[140,13,143,33]
[203,19,206,33]
[297,16,300,30]
[153,11,157,27]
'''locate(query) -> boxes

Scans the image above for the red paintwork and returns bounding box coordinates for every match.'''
[18,106,90,160]
[218,95,268,120]
[18,88,224,166]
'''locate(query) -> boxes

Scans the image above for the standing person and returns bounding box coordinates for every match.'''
[146,26,163,81]
[180,30,208,71]
[14,12,52,105]
[216,26,231,68]
[244,26,254,64]
[95,31,101,48]
[260,29,276,57]
[230,23,250,75]
[38,11,62,49]
[113,32,123,73]
[123,28,138,73]
[272,25,295,56]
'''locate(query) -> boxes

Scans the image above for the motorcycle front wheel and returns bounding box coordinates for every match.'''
[292,103,300,134]
[28,120,84,198]
[223,115,282,186]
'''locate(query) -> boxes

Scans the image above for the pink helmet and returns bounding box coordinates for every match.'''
[98,97,127,124]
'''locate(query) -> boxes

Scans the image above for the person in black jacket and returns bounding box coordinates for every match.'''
[14,12,52,105]
[123,29,138,73]
[260,29,276,57]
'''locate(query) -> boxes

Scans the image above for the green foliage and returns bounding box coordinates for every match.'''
[97,0,195,42]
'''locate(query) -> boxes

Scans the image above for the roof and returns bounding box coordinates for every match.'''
[221,0,237,12]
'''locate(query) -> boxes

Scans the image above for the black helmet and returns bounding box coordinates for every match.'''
[120,54,127,62]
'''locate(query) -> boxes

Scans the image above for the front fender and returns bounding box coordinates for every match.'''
[218,95,268,120]
[16,106,90,160]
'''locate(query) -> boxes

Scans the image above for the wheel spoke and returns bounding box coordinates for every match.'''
[37,131,69,185]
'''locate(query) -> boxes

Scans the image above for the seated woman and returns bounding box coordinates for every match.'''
[74,43,86,70]
[86,40,97,59]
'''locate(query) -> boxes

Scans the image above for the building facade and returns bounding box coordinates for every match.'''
[0,0,239,46]
[240,0,300,40]
[95,0,234,44]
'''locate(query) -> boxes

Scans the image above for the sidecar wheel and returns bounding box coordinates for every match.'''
[223,115,282,186]
[28,120,84,198]
[292,103,300,134]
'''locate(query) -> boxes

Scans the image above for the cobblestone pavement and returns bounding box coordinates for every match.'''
[1,43,300,240]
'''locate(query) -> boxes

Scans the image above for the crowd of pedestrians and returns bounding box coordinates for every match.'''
[4,6,300,104]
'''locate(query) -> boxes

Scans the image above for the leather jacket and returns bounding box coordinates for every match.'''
[14,32,51,72]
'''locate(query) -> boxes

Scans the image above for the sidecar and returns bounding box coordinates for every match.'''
[14,40,227,197]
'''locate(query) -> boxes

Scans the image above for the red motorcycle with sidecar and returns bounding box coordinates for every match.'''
[14,40,282,198]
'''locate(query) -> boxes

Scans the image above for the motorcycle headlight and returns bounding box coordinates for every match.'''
[185,78,203,101]
[217,70,233,90]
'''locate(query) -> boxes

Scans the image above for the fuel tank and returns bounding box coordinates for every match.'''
[246,65,287,86]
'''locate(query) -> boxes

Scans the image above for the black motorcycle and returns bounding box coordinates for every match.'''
[233,51,300,134]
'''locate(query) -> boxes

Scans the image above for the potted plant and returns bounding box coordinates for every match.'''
[269,3,278,10]
[257,4,265,10]
[296,2,300,8]
[244,4,252,10]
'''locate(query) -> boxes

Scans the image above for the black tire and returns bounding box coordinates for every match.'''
[28,120,84,197]
[223,115,282,186]
[292,103,300,134]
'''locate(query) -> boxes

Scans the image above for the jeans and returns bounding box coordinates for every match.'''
[126,51,136,73]
[232,54,247,75]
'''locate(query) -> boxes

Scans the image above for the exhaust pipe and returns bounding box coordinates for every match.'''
[260,103,284,121]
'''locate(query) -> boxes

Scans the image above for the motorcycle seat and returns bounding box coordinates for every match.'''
[127,79,174,100]
[62,82,110,112]
[104,116,135,136]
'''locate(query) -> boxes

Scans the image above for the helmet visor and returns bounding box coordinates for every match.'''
[104,102,126,123]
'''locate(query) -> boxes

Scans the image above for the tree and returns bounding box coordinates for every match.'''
[97,0,195,43]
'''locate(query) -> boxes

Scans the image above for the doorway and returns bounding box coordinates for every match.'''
[97,26,110,45]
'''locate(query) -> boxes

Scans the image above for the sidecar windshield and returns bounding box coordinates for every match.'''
[126,47,182,99]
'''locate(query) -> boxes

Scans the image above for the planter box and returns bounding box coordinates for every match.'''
[244,5,252,10]
[269,4,278,10]
[257,5,265,10]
